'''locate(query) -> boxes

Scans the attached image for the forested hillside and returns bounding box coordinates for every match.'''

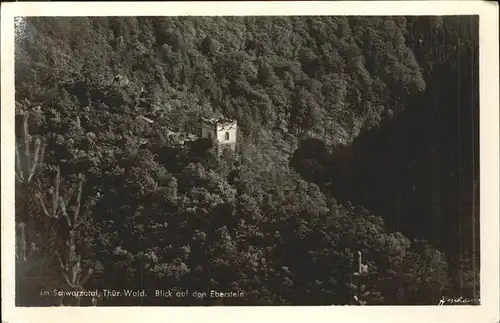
[14,16,479,306]
[291,16,479,300]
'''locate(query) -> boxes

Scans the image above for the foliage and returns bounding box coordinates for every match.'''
[13,16,478,305]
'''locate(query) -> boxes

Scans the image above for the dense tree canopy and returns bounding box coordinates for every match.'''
[14,16,478,306]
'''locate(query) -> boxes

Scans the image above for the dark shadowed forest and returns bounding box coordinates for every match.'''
[14,15,479,306]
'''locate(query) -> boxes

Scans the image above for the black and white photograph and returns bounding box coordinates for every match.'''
[1,1,499,322]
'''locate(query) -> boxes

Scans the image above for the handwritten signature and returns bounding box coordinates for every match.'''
[438,296,480,306]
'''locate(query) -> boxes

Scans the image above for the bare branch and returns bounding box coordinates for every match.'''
[28,138,41,182]
[15,171,24,184]
[15,144,24,182]
[59,196,72,227]
[63,273,73,288]
[62,185,76,209]
[80,268,93,286]
[56,251,67,270]
[67,239,77,264]
[71,260,81,286]
[48,171,95,304]
[39,140,47,170]
[35,191,51,218]
[51,168,61,218]
[56,252,74,288]
[73,174,85,225]
[23,112,31,168]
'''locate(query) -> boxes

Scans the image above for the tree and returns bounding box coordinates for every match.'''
[15,16,473,305]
